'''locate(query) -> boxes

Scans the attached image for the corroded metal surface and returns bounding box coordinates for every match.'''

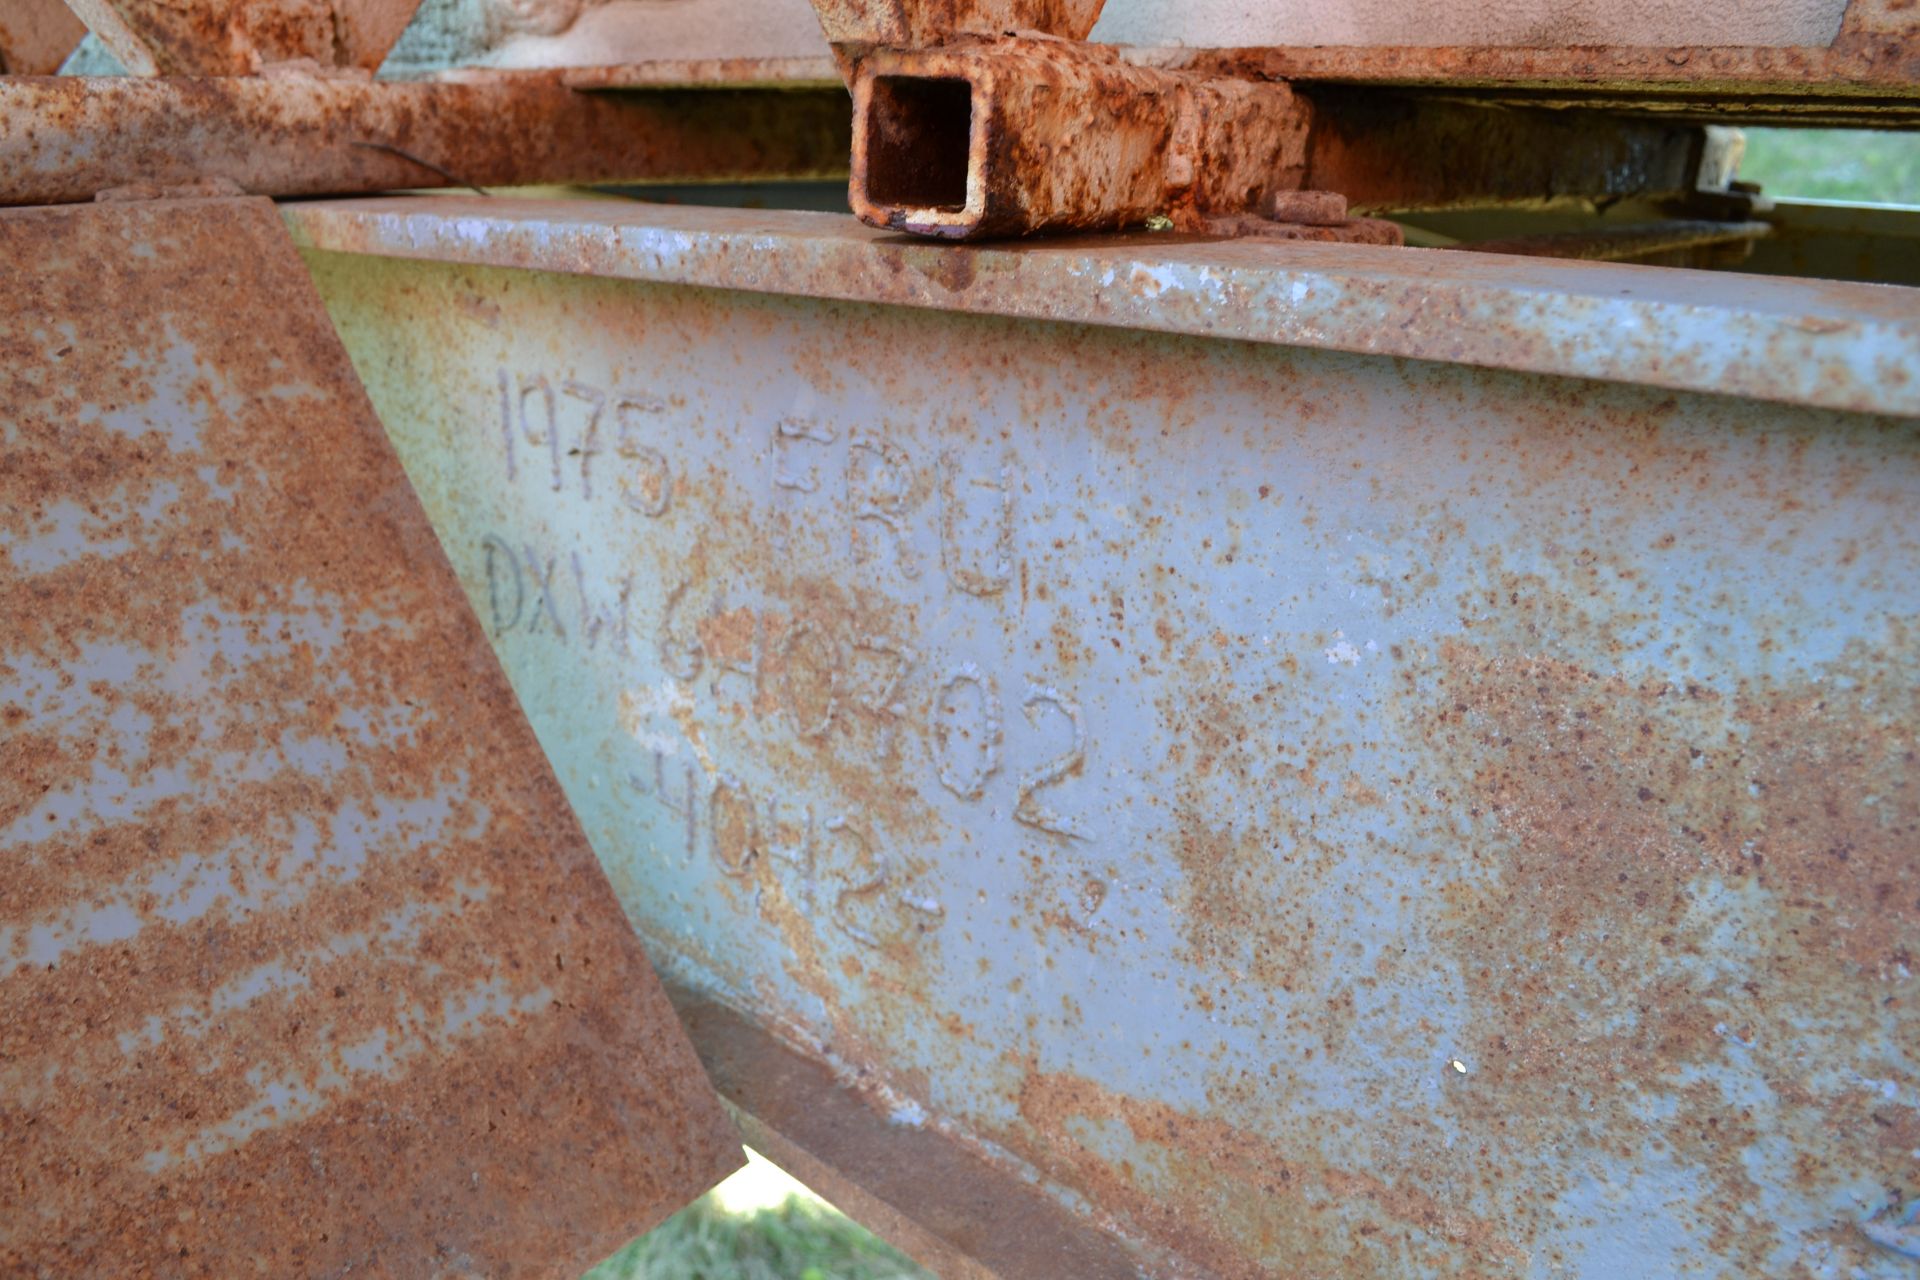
[0,197,741,1276]
[283,198,1920,417]
[565,55,843,89]
[63,0,420,74]
[812,0,1105,50]
[304,202,1920,1277]
[851,39,1310,238]
[387,0,1915,123]
[1181,39,1920,125]
[0,0,85,74]
[680,993,1149,1278]
[562,44,1920,124]
[0,75,850,207]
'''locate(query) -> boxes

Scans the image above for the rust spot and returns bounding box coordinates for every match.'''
[1414,624,1920,1268]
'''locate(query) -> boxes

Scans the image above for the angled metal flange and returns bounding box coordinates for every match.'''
[61,0,422,75]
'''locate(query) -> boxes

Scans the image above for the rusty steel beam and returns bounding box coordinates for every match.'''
[1141,0,1919,114]
[1181,43,1920,98]
[0,73,851,206]
[564,46,1920,125]
[0,194,743,1276]
[0,0,85,74]
[564,55,844,91]
[563,57,1743,223]
[852,39,1310,237]
[61,0,421,74]
[470,0,1917,122]
[1174,40,1920,123]
[293,198,1920,1278]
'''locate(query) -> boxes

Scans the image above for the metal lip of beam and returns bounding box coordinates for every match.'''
[283,197,1920,418]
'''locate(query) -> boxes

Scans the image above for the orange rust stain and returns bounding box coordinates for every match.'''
[1430,629,1917,986]
[1010,1071,1525,1278]
[1154,636,1351,991]
[1418,626,1919,1263]
[1342,775,1385,807]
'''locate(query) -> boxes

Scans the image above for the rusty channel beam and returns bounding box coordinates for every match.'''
[0,195,743,1276]
[0,74,851,206]
[1168,0,1920,122]
[576,49,1920,124]
[1316,79,1920,128]
[1193,43,1920,101]
[295,199,1920,1278]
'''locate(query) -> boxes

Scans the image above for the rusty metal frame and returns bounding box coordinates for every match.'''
[61,0,421,75]
[0,73,851,206]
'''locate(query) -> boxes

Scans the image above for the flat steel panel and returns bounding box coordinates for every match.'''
[306,210,1920,1278]
[0,197,741,1278]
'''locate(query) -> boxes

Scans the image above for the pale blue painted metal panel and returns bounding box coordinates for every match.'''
[299,200,1920,1279]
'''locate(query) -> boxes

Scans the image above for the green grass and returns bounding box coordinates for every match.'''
[1740,128,1920,204]
[588,1197,931,1280]
[584,1152,934,1280]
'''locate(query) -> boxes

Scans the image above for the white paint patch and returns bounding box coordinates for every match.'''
[619,681,691,756]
